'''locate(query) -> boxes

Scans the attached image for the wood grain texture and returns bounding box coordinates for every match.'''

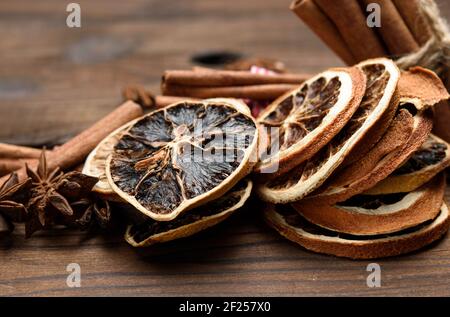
[1,0,450,297]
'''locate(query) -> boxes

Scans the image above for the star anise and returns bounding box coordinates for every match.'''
[0,172,31,236]
[24,150,98,238]
[71,197,112,230]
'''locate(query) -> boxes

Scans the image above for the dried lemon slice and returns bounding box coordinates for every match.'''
[254,67,366,176]
[82,120,137,201]
[364,134,450,195]
[293,174,445,236]
[263,202,450,259]
[106,98,258,221]
[257,58,400,203]
[125,179,252,247]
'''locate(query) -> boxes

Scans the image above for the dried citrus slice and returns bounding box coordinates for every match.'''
[364,134,450,195]
[263,202,450,259]
[256,58,400,203]
[82,120,137,201]
[82,97,250,200]
[254,67,366,176]
[292,174,445,236]
[125,179,252,247]
[105,98,258,221]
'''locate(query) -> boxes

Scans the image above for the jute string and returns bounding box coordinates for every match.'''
[396,0,450,83]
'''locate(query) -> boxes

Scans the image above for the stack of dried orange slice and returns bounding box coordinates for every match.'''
[257,58,450,259]
[83,98,258,246]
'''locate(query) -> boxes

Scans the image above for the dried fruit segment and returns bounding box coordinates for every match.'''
[263,202,450,259]
[257,59,400,203]
[125,179,252,247]
[255,67,366,176]
[106,99,258,221]
[293,174,445,236]
[364,134,450,195]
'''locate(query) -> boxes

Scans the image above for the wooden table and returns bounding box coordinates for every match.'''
[1,0,450,296]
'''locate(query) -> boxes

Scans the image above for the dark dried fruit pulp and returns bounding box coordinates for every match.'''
[259,76,341,159]
[110,102,256,216]
[394,141,447,175]
[336,192,408,209]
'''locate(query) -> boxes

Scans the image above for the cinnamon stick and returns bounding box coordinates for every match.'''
[162,70,309,87]
[361,0,419,56]
[0,100,144,186]
[0,143,42,159]
[290,0,356,65]
[314,0,387,62]
[162,84,298,101]
[392,0,432,46]
[154,95,200,108]
[0,158,36,177]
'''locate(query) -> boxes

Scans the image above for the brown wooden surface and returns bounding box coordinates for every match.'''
[1,0,450,297]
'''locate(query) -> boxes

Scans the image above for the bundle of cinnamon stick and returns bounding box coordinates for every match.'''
[291,0,431,64]
[291,0,450,142]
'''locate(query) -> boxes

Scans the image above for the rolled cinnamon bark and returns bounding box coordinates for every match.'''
[392,0,432,46]
[0,158,36,177]
[162,83,298,100]
[314,0,387,62]
[0,143,41,159]
[0,100,144,186]
[154,95,199,108]
[290,0,356,65]
[162,70,309,87]
[361,0,419,56]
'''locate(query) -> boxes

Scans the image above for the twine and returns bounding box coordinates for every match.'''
[396,0,450,82]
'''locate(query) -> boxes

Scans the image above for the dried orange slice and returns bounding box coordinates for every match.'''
[257,58,400,203]
[254,67,366,176]
[105,98,258,221]
[364,134,450,195]
[293,174,445,236]
[263,202,450,259]
[125,179,252,247]
[82,121,137,201]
